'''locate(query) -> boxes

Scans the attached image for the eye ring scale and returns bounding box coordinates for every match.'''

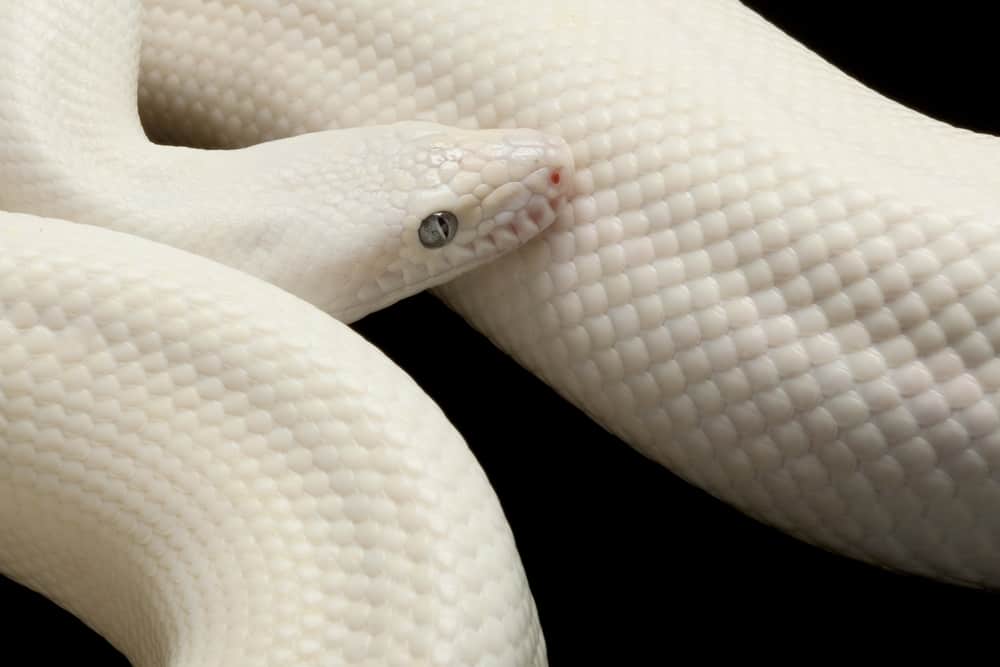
[418,211,459,248]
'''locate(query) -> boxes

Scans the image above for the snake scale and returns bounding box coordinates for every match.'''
[1,0,999,664]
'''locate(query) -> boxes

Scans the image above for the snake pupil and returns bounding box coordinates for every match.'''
[419,211,459,248]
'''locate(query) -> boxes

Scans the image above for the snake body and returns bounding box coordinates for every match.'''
[3,0,1000,664]
[0,214,547,665]
[136,0,1000,585]
[0,1,570,664]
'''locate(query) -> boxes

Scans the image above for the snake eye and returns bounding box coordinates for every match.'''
[418,211,459,248]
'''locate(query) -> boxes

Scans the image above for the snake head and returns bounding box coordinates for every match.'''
[244,121,573,321]
[336,122,575,320]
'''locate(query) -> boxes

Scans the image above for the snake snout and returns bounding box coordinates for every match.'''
[468,128,575,241]
[494,128,575,197]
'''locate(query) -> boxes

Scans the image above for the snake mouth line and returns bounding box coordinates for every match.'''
[341,192,568,322]
[479,193,566,254]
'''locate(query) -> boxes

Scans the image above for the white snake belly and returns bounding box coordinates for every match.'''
[135,0,1000,587]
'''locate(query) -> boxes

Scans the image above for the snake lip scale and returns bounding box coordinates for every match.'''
[2,0,1000,664]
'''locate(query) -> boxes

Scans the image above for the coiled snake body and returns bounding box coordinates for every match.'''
[2,0,1000,664]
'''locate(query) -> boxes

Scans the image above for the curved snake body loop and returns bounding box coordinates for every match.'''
[2,0,1000,665]
[0,1,572,322]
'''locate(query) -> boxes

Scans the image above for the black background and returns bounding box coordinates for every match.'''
[2,2,998,664]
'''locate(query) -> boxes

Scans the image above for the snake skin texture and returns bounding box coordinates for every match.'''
[137,0,1000,586]
[0,214,543,666]
[0,0,572,323]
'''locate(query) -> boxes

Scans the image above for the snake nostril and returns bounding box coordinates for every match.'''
[418,211,459,248]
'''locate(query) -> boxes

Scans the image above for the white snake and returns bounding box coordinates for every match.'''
[2,0,1000,664]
